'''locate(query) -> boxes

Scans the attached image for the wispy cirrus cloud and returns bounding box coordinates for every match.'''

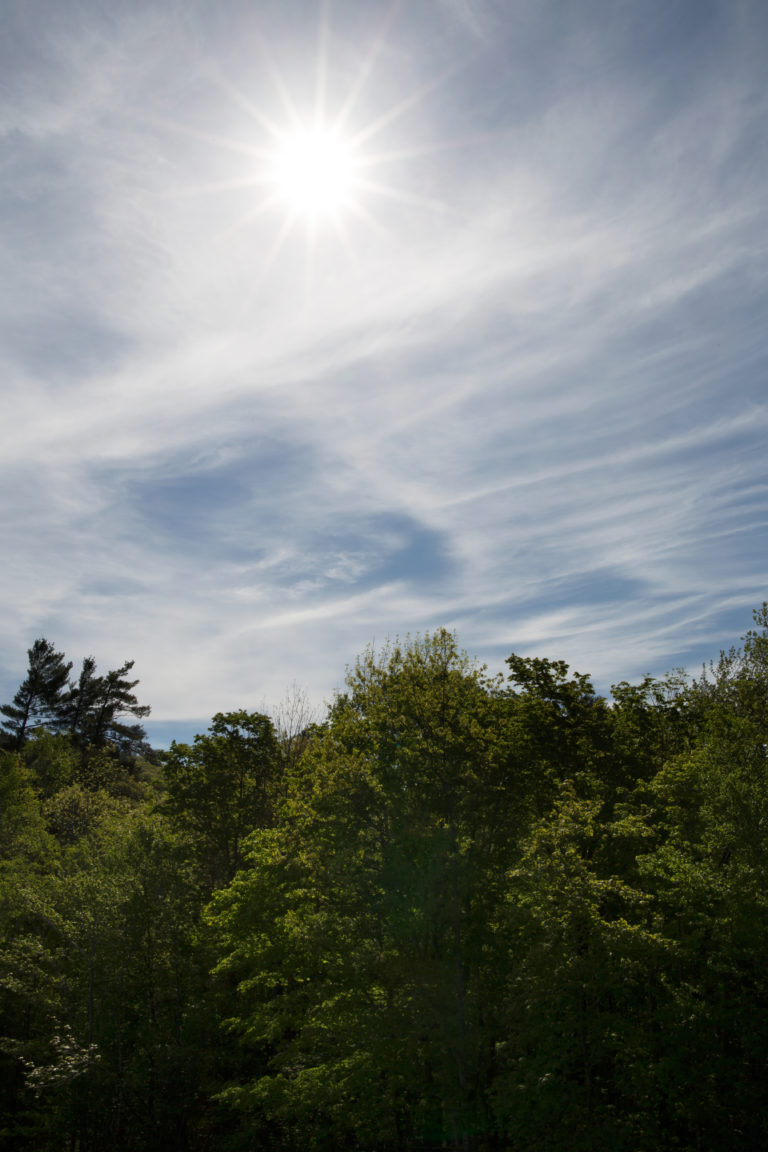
[1,0,766,735]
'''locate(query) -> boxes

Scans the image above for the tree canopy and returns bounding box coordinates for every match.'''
[1,608,768,1151]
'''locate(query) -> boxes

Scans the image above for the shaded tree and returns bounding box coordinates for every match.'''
[1,640,72,750]
[163,711,280,889]
[2,610,768,1152]
[208,632,518,1151]
[60,658,150,756]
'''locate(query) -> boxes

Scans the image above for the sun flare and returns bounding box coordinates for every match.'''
[269,124,360,219]
[198,6,453,266]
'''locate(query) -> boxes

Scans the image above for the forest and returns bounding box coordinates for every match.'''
[1,608,767,1151]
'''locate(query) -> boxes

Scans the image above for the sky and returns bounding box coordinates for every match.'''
[1,0,766,746]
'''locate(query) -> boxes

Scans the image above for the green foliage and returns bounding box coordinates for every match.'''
[609,669,693,784]
[18,731,78,798]
[494,786,669,1150]
[162,710,281,888]
[0,798,214,1151]
[504,653,614,806]
[3,609,768,1150]
[210,633,533,1149]
[0,753,51,863]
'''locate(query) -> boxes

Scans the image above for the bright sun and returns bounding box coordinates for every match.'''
[197,7,449,264]
[269,123,360,220]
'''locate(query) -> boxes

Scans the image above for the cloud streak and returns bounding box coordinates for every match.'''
[1,0,766,732]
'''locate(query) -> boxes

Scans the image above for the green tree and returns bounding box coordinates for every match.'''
[504,653,615,804]
[490,784,670,1151]
[162,711,280,888]
[0,750,58,1147]
[0,793,212,1152]
[209,632,520,1151]
[60,657,150,756]
[18,731,78,799]
[628,606,768,1149]
[1,640,72,750]
[609,670,693,785]
[0,752,51,863]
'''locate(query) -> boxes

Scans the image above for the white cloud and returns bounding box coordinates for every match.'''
[1,0,766,729]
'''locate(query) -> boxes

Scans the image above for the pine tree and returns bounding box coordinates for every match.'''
[60,657,150,754]
[0,639,72,749]
[57,656,100,740]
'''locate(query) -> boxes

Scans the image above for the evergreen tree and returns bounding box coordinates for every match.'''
[59,657,150,755]
[0,640,72,749]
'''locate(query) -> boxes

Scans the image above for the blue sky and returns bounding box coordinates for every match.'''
[2,0,766,744]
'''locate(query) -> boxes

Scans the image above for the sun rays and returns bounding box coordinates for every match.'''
[172,4,462,274]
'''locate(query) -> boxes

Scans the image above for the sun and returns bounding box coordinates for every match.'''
[268,123,360,220]
[190,5,455,265]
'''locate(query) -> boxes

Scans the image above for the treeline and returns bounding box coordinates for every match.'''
[1,610,767,1151]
